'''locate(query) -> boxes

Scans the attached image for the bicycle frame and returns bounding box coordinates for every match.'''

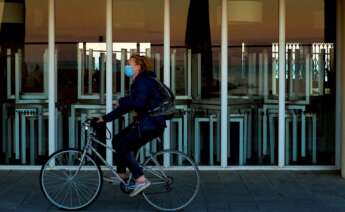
[41,120,200,212]
[75,123,127,185]
[73,122,170,187]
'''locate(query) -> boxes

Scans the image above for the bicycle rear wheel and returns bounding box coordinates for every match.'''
[141,150,200,211]
[40,148,103,210]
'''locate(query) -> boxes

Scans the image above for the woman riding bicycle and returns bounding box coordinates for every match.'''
[96,54,167,197]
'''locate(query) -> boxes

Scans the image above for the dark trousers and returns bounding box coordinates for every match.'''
[113,122,164,179]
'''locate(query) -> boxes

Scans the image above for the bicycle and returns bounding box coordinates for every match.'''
[40,119,200,211]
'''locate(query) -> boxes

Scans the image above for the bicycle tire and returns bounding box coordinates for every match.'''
[40,148,103,210]
[141,150,200,211]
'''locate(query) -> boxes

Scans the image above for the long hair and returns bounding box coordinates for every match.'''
[129,54,153,71]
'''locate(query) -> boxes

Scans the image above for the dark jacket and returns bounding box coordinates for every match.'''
[103,70,166,131]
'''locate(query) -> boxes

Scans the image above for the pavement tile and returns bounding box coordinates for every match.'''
[0,171,345,211]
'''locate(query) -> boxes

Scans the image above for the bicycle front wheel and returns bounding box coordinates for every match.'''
[40,148,103,210]
[141,150,200,211]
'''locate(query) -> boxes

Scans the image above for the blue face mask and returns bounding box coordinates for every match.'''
[124,65,134,78]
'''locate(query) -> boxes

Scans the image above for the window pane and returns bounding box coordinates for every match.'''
[228,0,279,165]
[112,0,164,165]
[286,0,336,165]
[55,0,107,156]
[0,0,48,165]
[171,0,221,166]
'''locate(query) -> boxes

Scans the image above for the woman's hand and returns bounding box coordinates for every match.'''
[112,100,119,107]
[96,117,104,123]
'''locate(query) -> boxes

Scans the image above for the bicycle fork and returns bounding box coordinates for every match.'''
[71,137,93,179]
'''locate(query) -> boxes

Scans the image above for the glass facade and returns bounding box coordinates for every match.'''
[285,0,336,165]
[111,0,164,165]
[55,0,107,161]
[0,0,339,167]
[228,0,279,165]
[171,0,221,165]
[1,0,49,165]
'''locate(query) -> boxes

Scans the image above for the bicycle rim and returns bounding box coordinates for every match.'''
[141,150,200,211]
[40,148,103,210]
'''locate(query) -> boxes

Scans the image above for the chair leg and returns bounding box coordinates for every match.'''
[312,114,317,164]
[269,115,275,165]
[292,112,298,162]
[285,118,290,165]
[21,114,27,164]
[301,111,306,157]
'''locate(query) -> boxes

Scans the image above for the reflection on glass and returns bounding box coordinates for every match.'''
[111,0,164,165]
[228,0,279,165]
[0,0,49,165]
[0,0,336,168]
[285,0,336,165]
[170,0,221,166]
[56,0,107,158]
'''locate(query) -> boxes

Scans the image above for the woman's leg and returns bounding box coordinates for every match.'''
[128,125,165,181]
[116,123,164,196]
[113,123,146,181]
[113,124,135,178]
[115,124,163,181]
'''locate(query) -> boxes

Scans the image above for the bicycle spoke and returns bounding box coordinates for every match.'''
[71,183,82,207]
[75,183,95,204]
[142,151,200,211]
[60,183,71,207]
[70,184,74,208]
[76,174,100,182]
[76,179,99,189]
[51,182,68,204]
[41,149,102,210]
[45,171,68,180]
[75,180,97,196]
[75,184,92,202]
[79,183,95,203]
[149,156,168,178]
[43,180,65,189]
[73,181,91,204]
[149,180,167,186]
[143,166,166,180]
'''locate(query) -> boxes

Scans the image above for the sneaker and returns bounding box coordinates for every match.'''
[128,180,151,197]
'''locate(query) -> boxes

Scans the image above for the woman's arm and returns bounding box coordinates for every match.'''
[100,78,150,123]
[118,78,149,110]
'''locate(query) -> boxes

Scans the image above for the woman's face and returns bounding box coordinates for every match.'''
[128,58,141,76]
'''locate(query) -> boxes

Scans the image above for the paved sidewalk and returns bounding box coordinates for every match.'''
[1,171,345,211]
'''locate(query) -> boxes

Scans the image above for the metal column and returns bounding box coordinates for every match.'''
[106,0,113,164]
[278,0,286,167]
[48,0,56,156]
[163,0,171,167]
[220,0,228,168]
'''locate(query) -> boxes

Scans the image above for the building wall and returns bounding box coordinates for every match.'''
[0,0,340,169]
[340,0,345,177]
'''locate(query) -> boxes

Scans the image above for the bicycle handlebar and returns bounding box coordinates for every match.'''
[83,118,112,140]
